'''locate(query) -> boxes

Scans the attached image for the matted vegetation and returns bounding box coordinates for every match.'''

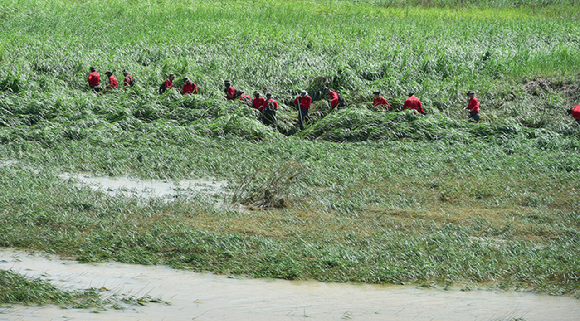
[0,269,102,307]
[0,0,579,304]
[0,269,162,310]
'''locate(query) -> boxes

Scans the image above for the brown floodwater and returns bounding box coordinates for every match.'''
[57,173,228,200]
[1,249,578,321]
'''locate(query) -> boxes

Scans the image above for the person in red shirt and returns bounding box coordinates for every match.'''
[373,91,390,111]
[403,92,424,115]
[123,70,135,88]
[182,77,198,95]
[103,71,117,92]
[464,90,480,122]
[224,79,236,100]
[88,67,101,92]
[165,73,178,91]
[567,104,580,125]
[262,93,278,128]
[294,90,312,130]
[326,88,339,111]
[238,92,252,106]
[252,91,266,110]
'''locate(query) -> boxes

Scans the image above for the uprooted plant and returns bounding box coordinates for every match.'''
[229,161,306,209]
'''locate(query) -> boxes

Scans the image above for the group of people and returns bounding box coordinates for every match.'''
[224,79,480,127]
[87,67,134,93]
[89,69,580,128]
[373,90,480,121]
[224,80,280,128]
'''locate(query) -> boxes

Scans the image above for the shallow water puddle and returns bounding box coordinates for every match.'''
[1,249,578,321]
[58,173,228,202]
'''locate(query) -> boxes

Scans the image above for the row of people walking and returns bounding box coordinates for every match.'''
[88,67,134,92]
[89,69,580,127]
[223,78,446,129]
[86,68,479,124]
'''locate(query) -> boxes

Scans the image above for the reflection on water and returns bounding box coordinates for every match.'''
[58,173,228,202]
[1,249,578,321]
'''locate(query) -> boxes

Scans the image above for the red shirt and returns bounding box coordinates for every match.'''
[239,94,251,101]
[107,76,117,89]
[165,79,174,89]
[263,99,278,111]
[295,96,312,109]
[252,96,265,110]
[468,97,480,113]
[88,71,100,86]
[225,86,235,100]
[123,74,133,88]
[373,96,390,109]
[572,105,580,121]
[329,91,339,109]
[403,96,424,115]
[182,82,198,95]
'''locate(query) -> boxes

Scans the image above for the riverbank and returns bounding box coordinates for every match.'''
[2,248,579,320]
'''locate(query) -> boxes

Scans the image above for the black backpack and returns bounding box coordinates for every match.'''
[128,75,136,87]
[337,94,347,107]
[159,82,166,94]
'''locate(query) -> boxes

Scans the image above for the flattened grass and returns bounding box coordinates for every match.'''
[1,133,579,295]
[0,269,102,307]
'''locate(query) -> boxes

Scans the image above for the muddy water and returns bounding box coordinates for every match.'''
[58,173,228,202]
[1,249,578,321]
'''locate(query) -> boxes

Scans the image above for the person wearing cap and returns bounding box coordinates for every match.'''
[262,93,279,128]
[103,71,117,92]
[403,92,424,115]
[165,73,178,91]
[252,91,265,110]
[294,90,312,130]
[182,77,198,95]
[224,80,236,100]
[464,90,479,122]
[123,70,135,88]
[326,88,339,112]
[567,104,580,125]
[88,67,101,92]
[373,91,390,111]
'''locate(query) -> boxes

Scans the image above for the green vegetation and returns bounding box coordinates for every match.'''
[0,269,161,309]
[0,269,102,307]
[1,0,580,305]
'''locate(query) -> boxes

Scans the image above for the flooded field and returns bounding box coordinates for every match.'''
[1,249,578,321]
[58,173,228,202]
[1,160,230,204]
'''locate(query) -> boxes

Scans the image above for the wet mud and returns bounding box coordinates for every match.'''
[1,249,579,321]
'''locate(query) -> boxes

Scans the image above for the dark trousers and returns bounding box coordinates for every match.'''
[468,112,480,122]
[298,108,309,130]
[263,110,277,128]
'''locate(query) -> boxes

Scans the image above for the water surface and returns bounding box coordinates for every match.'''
[1,249,578,321]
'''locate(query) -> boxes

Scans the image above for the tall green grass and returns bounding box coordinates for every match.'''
[0,0,578,123]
